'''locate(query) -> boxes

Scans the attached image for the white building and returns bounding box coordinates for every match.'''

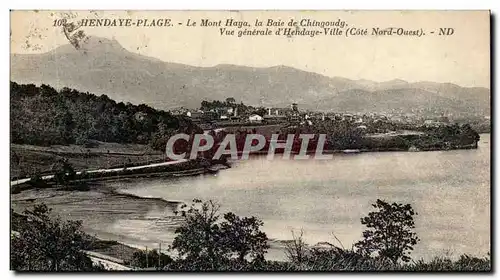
[248,114,263,123]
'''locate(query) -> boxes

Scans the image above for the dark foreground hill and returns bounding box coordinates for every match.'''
[10,82,201,148]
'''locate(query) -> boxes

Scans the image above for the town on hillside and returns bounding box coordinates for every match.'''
[169,97,490,134]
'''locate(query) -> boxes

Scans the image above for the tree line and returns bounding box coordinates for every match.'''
[200,98,267,117]
[10,82,201,149]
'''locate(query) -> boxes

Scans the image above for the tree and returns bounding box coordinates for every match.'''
[170,199,269,270]
[226,97,236,104]
[220,212,269,263]
[11,204,99,271]
[354,199,419,264]
[252,108,267,117]
[171,199,226,269]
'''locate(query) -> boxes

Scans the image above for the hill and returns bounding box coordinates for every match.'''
[11,36,490,117]
[10,82,201,148]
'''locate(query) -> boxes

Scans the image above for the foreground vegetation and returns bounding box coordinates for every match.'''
[11,205,104,271]
[11,199,491,272]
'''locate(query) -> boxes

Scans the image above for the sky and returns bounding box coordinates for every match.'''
[10,10,490,88]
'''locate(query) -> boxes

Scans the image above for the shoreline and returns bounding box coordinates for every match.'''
[12,173,487,265]
[10,158,290,263]
[10,135,490,265]
[11,158,230,192]
[11,141,478,190]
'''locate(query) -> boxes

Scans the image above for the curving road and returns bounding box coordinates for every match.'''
[10,159,189,186]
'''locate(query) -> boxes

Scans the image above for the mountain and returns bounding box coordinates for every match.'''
[10,36,490,117]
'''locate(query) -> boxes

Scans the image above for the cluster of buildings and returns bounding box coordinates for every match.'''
[170,100,469,130]
[171,101,391,130]
[171,103,310,125]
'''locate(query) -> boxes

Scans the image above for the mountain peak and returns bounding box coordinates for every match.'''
[79,36,125,52]
[83,36,122,47]
[385,78,408,84]
[51,36,125,54]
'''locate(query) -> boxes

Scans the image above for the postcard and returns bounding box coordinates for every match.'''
[10,10,491,272]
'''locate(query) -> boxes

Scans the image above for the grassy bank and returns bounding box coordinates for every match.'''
[10,141,166,180]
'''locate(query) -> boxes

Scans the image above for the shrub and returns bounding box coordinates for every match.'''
[27,174,50,188]
[284,229,308,268]
[409,254,491,272]
[130,249,173,269]
[52,159,76,186]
